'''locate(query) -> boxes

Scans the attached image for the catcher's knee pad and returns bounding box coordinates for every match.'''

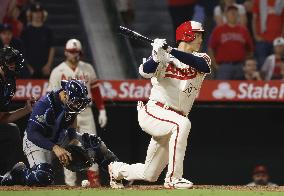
[25,163,54,186]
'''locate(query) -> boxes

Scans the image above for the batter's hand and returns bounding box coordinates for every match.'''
[52,145,72,166]
[151,39,170,63]
[98,109,107,128]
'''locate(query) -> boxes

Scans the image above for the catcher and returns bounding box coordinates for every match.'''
[0,79,123,188]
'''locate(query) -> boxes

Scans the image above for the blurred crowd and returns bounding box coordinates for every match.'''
[0,0,54,79]
[1,0,284,81]
[167,0,284,80]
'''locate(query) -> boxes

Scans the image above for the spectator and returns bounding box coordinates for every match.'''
[3,6,23,38]
[252,0,284,68]
[198,0,220,52]
[168,0,198,31]
[208,5,254,79]
[214,0,247,26]
[0,0,17,23]
[0,24,30,78]
[243,0,253,36]
[247,165,278,186]
[236,57,261,80]
[18,0,39,26]
[261,37,284,80]
[21,3,54,79]
[0,24,23,51]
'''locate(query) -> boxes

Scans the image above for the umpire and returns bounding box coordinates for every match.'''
[0,46,34,174]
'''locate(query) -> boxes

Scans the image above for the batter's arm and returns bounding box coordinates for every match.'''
[169,49,211,73]
[139,56,159,78]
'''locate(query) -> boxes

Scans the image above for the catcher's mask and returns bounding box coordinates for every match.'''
[0,46,25,77]
[61,79,91,114]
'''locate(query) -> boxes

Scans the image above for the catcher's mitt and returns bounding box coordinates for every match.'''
[64,145,92,172]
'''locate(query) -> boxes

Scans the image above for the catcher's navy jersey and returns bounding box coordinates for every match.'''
[0,74,16,108]
[26,89,77,150]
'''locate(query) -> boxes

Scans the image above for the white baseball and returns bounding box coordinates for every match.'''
[81,179,90,187]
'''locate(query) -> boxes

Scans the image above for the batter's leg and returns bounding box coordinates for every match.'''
[63,168,77,186]
[110,136,169,182]
[166,117,191,181]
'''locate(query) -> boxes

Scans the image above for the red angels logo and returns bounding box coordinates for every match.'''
[165,63,197,80]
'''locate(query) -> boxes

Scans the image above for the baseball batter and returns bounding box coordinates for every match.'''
[47,39,107,187]
[109,21,211,189]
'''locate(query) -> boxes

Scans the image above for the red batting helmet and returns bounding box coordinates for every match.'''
[176,21,204,43]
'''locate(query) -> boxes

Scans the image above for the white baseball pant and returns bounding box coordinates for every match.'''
[111,100,191,182]
[23,132,53,168]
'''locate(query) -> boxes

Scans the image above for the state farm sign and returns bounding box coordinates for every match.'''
[99,80,151,101]
[14,80,49,100]
[12,79,284,102]
[200,81,284,102]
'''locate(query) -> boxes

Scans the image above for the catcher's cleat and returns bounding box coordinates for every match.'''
[108,162,124,189]
[164,178,193,189]
[1,162,27,186]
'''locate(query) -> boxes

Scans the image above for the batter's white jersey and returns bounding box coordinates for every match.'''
[140,52,211,116]
[47,61,98,133]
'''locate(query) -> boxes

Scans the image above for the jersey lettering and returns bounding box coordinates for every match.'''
[165,63,197,80]
[61,74,89,83]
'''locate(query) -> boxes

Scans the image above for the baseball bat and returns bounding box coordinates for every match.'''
[118,26,169,49]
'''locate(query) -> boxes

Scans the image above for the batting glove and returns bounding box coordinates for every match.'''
[151,39,170,63]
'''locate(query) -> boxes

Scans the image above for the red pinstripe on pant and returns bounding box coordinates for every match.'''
[144,105,180,182]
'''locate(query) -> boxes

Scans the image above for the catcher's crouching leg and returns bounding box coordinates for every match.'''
[1,162,54,186]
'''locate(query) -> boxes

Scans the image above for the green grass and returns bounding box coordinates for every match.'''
[0,189,282,196]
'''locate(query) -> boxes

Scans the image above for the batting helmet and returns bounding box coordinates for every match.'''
[176,21,204,43]
[0,47,25,76]
[61,79,91,113]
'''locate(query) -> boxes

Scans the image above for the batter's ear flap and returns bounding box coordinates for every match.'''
[61,80,68,90]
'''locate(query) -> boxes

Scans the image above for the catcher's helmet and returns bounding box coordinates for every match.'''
[176,21,204,43]
[61,79,91,113]
[0,47,25,76]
